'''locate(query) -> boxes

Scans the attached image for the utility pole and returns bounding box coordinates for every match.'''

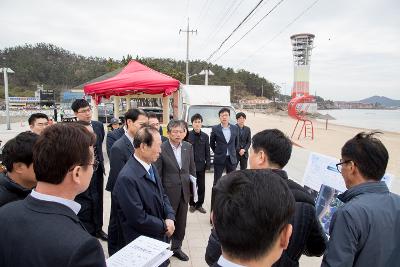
[179,18,197,85]
[1,67,15,130]
[261,83,264,97]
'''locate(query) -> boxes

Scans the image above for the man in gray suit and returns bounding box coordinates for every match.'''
[106,108,148,255]
[155,120,196,261]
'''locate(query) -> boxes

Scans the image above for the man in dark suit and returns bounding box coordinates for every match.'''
[155,119,196,261]
[187,113,210,214]
[72,99,107,241]
[210,108,239,185]
[106,108,148,255]
[113,126,175,266]
[211,170,295,267]
[0,132,38,207]
[0,123,106,267]
[210,108,239,212]
[235,112,251,170]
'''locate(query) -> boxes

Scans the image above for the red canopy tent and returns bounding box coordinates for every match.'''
[84,60,180,104]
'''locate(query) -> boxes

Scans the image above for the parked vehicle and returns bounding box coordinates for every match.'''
[179,85,236,163]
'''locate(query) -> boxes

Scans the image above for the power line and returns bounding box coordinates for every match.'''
[237,0,322,67]
[211,0,286,63]
[199,0,241,50]
[194,0,211,29]
[205,0,265,62]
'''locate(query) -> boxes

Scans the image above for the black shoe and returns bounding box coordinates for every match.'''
[196,206,207,214]
[96,230,108,241]
[189,205,196,213]
[173,249,189,261]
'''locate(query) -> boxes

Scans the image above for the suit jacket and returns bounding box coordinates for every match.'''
[106,134,134,192]
[236,124,251,158]
[210,124,240,165]
[113,157,175,245]
[187,130,211,171]
[155,141,196,204]
[91,120,105,164]
[0,195,106,267]
[106,127,125,158]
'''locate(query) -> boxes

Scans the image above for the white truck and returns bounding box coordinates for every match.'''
[179,85,236,163]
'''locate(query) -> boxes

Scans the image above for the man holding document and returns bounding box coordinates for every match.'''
[113,126,175,266]
[155,119,196,262]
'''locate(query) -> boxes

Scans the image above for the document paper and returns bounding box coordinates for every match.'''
[106,235,173,267]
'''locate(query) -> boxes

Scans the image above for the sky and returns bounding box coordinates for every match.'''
[1,0,399,101]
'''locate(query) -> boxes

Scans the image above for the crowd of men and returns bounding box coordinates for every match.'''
[0,98,399,267]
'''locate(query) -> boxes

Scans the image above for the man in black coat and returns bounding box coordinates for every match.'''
[0,123,106,267]
[72,99,107,241]
[235,112,251,170]
[187,113,210,214]
[106,108,148,255]
[113,127,175,266]
[0,132,38,207]
[210,169,295,267]
[205,129,327,266]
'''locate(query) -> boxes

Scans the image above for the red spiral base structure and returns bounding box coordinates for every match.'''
[288,95,316,140]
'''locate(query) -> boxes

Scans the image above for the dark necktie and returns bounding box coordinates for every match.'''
[148,165,156,183]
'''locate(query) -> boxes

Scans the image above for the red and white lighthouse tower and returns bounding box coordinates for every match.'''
[288,33,317,139]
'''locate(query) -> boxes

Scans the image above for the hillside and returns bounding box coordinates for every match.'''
[359,95,400,107]
[0,43,278,102]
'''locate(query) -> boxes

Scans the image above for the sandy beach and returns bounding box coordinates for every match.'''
[242,110,400,178]
[1,111,399,267]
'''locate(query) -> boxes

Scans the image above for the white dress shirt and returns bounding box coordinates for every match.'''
[169,141,182,168]
[217,255,246,267]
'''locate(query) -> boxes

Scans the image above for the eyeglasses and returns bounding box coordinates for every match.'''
[77,108,92,114]
[68,160,99,172]
[336,160,353,173]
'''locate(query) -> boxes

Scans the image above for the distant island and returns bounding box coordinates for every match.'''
[318,96,399,110]
[359,96,400,108]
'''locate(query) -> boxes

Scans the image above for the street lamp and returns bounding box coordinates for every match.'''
[1,67,15,130]
[190,69,214,85]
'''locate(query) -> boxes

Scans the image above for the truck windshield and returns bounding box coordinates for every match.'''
[187,106,236,127]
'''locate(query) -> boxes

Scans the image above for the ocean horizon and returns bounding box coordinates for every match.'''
[319,109,400,133]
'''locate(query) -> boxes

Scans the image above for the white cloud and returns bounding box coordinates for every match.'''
[0,0,399,100]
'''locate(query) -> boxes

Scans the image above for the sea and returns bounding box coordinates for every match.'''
[318,109,400,133]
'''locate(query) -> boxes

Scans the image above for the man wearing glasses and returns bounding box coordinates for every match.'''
[71,99,108,241]
[155,120,196,262]
[322,131,400,267]
[0,123,106,267]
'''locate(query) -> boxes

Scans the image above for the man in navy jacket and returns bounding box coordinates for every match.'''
[0,123,106,267]
[106,108,147,255]
[113,126,175,266]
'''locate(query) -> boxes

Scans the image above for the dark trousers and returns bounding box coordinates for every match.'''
[93,166,104,232]
[76,167,103,235]
[189,170,206,208]
[169,192,188,251]
[237,154,248,170]
[107,197,120,256]
[211,156,236,211]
